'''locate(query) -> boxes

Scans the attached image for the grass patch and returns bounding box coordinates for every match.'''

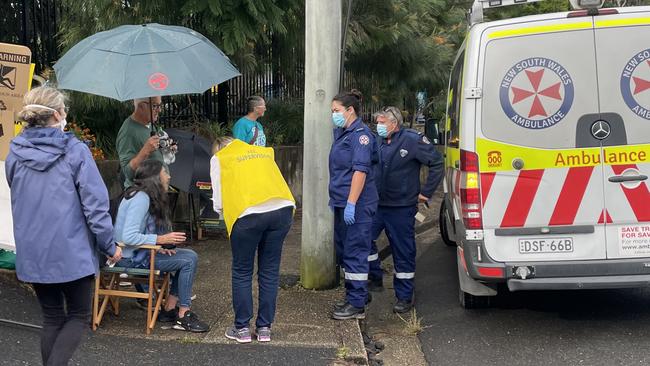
[178,336,201,344]
[336,346,351,359]
[396,309,427,335]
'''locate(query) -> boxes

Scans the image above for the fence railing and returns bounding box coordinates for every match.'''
[0,0,61,74]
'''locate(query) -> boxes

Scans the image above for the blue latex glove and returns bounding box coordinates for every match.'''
[344,202,356,225]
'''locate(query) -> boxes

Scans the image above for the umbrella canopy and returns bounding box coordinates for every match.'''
[165,128,213,194]
[54,23,240,101]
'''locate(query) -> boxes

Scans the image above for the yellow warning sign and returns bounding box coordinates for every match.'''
[0,42,31,160]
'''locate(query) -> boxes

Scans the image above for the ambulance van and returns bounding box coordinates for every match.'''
[439,0,650,308]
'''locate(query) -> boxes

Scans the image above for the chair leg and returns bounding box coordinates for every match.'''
[92,275,100,330]
[96,273,117,327]
[149,274,170,333]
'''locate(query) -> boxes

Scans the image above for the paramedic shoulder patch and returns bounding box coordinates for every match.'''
[621,48,650,120]
[499,57,574,130]
[359,135,369,145]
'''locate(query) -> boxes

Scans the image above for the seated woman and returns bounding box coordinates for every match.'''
[113,159,209,333]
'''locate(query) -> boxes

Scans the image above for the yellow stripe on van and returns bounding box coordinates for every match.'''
[476,138,650,172]
[595,17,650,28]
[446,147,461,170]
[488,22,592,39]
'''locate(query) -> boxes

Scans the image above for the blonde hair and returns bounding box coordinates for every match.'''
[213,136,234,154]
[19,86,67,128]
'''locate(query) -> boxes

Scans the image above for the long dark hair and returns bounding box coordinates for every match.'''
[124,160,170,231]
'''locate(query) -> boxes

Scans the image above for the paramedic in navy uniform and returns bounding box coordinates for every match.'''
[368,106,443,313]
[328,90,378,320]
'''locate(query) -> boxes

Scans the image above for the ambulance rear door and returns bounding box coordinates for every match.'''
[593,9,650,259]
[477,16,608,262]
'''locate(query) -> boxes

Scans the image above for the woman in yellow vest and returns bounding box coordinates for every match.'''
[210,136,295,344]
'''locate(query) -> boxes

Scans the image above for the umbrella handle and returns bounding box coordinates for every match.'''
[149,96,156,136]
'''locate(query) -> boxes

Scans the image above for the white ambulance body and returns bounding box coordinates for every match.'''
[440,2,650,308]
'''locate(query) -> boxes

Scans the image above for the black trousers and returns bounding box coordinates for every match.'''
[32,275,93,366]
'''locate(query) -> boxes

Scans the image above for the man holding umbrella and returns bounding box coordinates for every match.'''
[116,96,165,189]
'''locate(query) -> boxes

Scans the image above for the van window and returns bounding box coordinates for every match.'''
[447,51,464,147]
[480,29,599,149]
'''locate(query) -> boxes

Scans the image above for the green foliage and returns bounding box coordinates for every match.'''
[56,0,302,147]
[344,0,467,120]
[261,98,304,146]
[179,118,232,143]
[66,92,131,160]
[484,0,570,20]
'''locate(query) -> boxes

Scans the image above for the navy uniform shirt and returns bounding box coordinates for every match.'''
[328,118,379,208]
[375,128,443,207]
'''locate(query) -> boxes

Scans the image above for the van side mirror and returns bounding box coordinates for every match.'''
[424,118,442,145]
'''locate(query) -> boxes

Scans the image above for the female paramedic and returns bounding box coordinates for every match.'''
[328,90,378,320]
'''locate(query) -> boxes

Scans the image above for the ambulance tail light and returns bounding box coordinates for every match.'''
[460,150,483,230]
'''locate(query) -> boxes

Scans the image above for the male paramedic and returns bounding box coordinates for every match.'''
[369,106,444,313]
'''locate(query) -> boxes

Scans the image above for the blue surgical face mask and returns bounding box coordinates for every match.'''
[332,112,346,128]
[376,124,389,137]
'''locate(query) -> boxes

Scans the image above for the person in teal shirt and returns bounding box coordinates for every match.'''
[232,96,267,146]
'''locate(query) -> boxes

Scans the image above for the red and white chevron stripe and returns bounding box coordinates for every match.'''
[481,164,650,229]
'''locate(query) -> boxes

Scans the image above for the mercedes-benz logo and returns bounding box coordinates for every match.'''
[591,120,611,140]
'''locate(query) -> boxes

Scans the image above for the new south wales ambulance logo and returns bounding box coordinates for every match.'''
[620,49,650,120]
[500,57,574,130]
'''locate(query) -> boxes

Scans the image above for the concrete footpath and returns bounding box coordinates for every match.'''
[361,194,442,366]
[0,199,443,366]
[0,209,365,365]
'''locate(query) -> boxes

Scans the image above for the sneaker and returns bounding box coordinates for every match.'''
[393,299,414,314]
[173,311,210,333]
[158,307,178,323]
[334,292,372,310]
[368,278,384,292]
[332,303,365,320]
[256,327,271,342]
[225,326,252,343]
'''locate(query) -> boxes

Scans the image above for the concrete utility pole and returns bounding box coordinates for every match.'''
[301,0,342,289]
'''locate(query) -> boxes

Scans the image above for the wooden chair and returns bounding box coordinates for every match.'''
[92,243,170,335]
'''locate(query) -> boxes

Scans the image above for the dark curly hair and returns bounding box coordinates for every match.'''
[124,160,170,231]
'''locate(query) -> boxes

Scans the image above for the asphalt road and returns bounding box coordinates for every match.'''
[0,278,334,366]
[415,229,650,366]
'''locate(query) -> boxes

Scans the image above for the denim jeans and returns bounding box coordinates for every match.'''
[117,248,198,307]
[32,275,93,366]
[230,206,293,329]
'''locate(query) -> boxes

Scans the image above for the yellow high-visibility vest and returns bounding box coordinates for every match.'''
[216,139,295,235]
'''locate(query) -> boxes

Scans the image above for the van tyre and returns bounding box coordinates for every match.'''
[459,287,492,309]
[439,201,456,247]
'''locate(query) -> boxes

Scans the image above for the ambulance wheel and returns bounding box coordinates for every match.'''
[439,201,456,247]
[459,287,492,309]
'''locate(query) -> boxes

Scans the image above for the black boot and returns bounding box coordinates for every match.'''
[334,292,372,310]
[333,302,366,320]
[393,299,414,314]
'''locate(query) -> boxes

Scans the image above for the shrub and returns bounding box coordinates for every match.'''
[260,98,304,146]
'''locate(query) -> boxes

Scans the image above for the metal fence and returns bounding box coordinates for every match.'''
[0,0,61,74]
[1,2,387,128]
[160,34,305,127]
[1,0,306,126]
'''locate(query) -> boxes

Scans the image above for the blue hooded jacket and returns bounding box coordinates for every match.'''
[5,127,116,283]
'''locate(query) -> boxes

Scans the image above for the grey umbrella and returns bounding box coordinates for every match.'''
[54,23,240,101]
